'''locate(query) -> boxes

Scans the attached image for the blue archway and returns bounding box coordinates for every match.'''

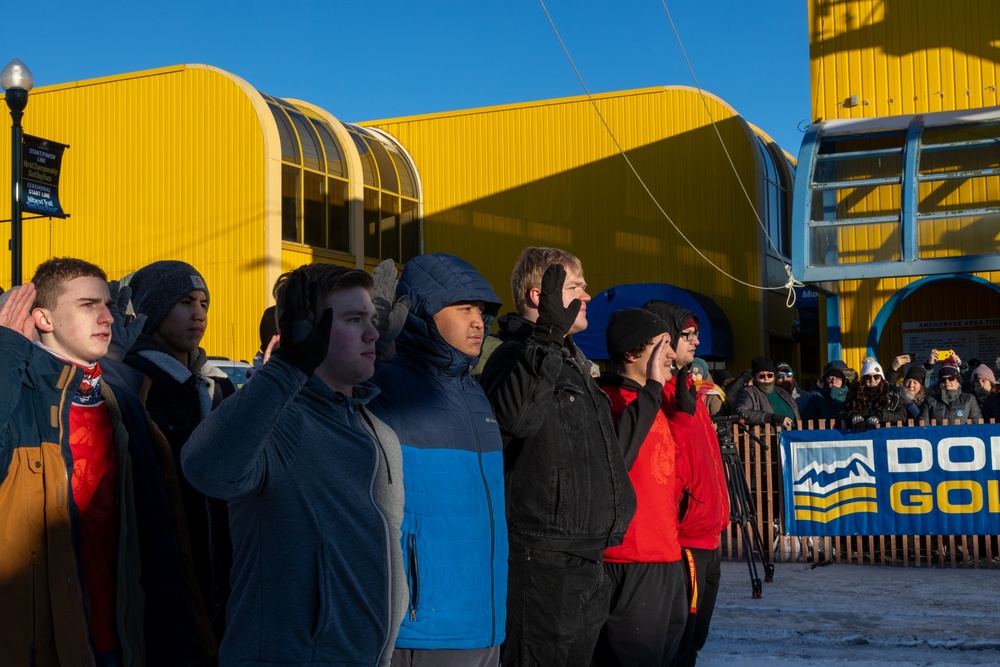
[865,274,1000,357]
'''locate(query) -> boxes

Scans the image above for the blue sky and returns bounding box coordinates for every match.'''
[5,1,809,153]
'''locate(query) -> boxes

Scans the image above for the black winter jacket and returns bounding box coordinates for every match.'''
[480,315,636,554]
[920,389,982,424]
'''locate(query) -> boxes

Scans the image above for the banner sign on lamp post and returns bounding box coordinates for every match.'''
[21,134,67,218]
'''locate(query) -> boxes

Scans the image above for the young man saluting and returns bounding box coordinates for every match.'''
[182,265,405,667]
[0,258,214,667]
[481,247,636,666]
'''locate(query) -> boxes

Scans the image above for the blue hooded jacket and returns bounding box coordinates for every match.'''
[370,253,508,650]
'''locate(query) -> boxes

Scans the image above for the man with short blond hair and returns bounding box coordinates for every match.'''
[0,258,215,667]
[481,247,636,666]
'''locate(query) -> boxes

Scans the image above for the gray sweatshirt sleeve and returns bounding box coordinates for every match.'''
[181,357,307,499]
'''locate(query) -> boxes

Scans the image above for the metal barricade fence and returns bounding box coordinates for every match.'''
[720,419,1000,569]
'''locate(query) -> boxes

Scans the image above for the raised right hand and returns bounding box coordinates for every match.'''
[534,263,580,343]
[272,270,332,376]
[0,283,38,341]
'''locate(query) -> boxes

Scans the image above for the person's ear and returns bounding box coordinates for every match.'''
[527,287,542,310]
[32,307,54,334]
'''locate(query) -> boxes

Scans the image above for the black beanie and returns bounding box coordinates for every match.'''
[751,356,776,374]
[903,363,926,385]
[130,260,209,335]
[606,308,668,360]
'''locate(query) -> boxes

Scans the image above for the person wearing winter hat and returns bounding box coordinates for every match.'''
[897,363,928,420]
[969,364,1000,421]
[800,362,850,424]
[593,309,688,666]
[920,364,982,424]
[123,259,235,640]
[846,357,907,432]
[818,360,848,388]
[640,300,728,667]
[733,356,800,428]
[776,361,812,415]
[689,357,726,417]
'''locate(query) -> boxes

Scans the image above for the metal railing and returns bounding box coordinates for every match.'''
[720,419,1000,569]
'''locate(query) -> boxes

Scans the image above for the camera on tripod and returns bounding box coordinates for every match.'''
[712,411,773,596]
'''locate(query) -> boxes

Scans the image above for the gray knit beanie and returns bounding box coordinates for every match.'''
[129,260,209,335]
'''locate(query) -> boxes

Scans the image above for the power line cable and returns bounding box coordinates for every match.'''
[537,0,803,306]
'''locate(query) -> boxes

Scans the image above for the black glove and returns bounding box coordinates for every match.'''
[865,415,880,430]
[675,364,698,416]
[732,369,753,389]
[769,413,786,428]
[850,413,867,433]
[272,270,332,376]
[533,263,581,344]
[105,280,147,361]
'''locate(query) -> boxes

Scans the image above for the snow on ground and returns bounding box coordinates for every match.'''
[698,558,1000,666]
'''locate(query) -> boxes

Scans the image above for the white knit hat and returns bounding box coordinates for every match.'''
[860,357,884,379]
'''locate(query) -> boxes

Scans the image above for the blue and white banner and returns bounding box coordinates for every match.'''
[780,425,1000,536]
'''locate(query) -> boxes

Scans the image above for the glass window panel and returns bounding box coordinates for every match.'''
[810,184,901,222]
[919,144,999,177]
[922,122,1000,147]
[303,172,326,247]
[364,187,381,258]
[313,121,346,178]
[281,164,300,242]
[327,178,350,253]
[364,131,399,194]
[269,103,301,165]
[917,214,1000,259]
[400,198,419,262]
[383,141,416,198]
[348,128,377,187]
[381,194,400,261]
[289,111,324,172]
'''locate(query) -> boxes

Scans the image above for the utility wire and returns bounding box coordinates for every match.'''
[537,0,804,306]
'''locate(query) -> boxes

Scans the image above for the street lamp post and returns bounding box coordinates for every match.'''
[1,59,33,287]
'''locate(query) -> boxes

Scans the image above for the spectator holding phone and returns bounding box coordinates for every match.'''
[920,365,981,424]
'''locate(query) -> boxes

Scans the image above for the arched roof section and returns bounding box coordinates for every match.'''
[186,64,283,294]
[865,274,1000,357]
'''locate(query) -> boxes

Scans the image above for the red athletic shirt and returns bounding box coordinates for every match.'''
[602,384,681,563]
[68,371,120,653]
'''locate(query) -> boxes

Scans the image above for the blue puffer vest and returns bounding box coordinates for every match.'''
[370,253,508,650]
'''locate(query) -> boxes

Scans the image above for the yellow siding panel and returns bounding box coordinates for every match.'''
[810,0,1000,122]
[0,66,270,360]
[366,87,780,368]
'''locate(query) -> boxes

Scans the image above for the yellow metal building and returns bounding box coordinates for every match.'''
[364,87,800,371]
[798,0,1000,371]
[0,64,421,360]
[1,67,798,371]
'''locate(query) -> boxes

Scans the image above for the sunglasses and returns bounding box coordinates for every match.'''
[756,372,774,380]
[863,375,882,383]
[940,376,960,383]
[777,372,793,379]
[678,330,699,342]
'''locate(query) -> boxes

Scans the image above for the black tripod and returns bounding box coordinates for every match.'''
[713,415,774,598]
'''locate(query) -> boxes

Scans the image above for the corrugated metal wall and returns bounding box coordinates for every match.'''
[809,0,1000,123]
[809,0,1000,368]
[0,66,272,360]
[366,87,780,369]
